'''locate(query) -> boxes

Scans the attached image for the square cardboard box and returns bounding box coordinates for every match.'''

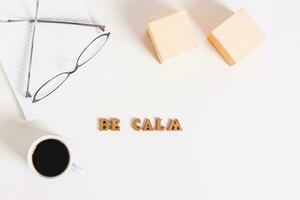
[208,9,266,66]
[148,10,199,63]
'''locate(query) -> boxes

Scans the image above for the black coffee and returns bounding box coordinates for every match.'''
[32,139,70,177]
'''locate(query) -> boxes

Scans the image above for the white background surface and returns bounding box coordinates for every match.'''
[0,0,299,199]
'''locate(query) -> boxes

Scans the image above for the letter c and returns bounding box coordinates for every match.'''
[132,118,141,131]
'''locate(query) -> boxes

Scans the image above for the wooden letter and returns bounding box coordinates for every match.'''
[143,118,154,131]
[132,118,142,131]
[155,117,165,131]
[111,118,120,131]
[99,118,110,131]
[167,119,182,131]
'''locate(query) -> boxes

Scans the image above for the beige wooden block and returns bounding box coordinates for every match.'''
[148,10,199,63]
[208,9,266,66]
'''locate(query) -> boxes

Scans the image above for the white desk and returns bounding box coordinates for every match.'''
[0,0,299,199]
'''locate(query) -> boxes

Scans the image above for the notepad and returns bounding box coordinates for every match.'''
[0,0,116,121]
[208,9,266,65]
[148,10,199,63]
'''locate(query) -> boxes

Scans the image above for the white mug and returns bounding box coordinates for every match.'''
[27,135,84,178]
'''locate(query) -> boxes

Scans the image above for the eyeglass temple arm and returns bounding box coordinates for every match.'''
[26,0,39,98]
[0,19,106,32]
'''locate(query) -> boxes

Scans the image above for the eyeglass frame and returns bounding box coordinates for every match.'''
[32,32,110,103]
[0,0,110,103]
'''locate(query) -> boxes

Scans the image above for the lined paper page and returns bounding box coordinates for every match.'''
[0,0,116,121]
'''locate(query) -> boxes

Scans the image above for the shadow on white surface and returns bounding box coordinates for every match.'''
[0,119,50,161]
[0,63,25,120]
[124,0,176,62]
[184,0,233,35]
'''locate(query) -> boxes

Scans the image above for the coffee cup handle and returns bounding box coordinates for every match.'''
[71,163,86,174]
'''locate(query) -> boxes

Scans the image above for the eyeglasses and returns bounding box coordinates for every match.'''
[0,0,110,103]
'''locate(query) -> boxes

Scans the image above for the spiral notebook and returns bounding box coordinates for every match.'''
[0,0,116,121]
